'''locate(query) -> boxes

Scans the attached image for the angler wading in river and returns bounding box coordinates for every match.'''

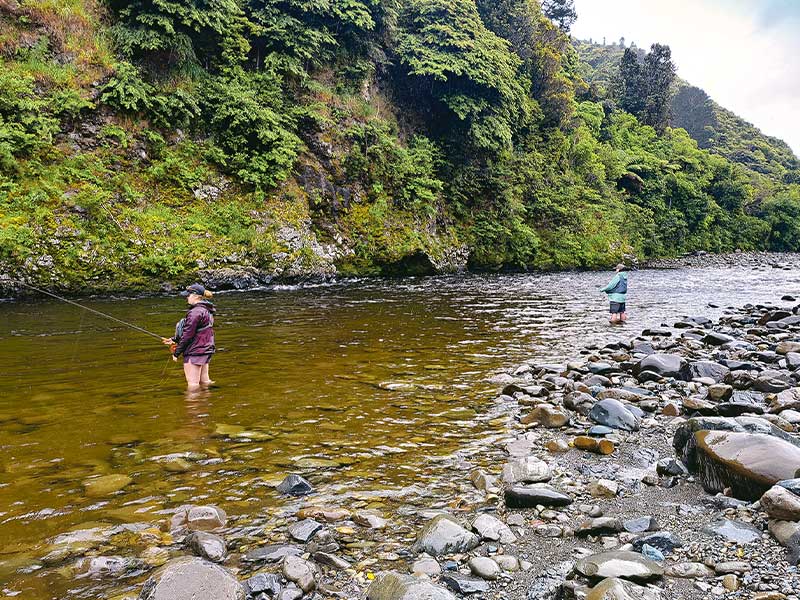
[601,263,629,324]
[163,283,217,391]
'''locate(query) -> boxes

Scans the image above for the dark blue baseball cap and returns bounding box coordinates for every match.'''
[180,283,206,297]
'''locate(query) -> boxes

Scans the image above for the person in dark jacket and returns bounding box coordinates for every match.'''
[163,283,216,390]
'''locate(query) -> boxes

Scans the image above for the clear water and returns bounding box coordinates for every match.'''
[1,266,798,598]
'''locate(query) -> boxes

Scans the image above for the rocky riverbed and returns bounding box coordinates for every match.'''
[33,295,800,600]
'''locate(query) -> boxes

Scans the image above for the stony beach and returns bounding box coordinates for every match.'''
[60,290,800,600]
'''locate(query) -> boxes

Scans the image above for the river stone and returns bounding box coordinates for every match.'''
[633,354,690,381]
[288,519,323,543]
[187,531,227,563]
[367,571,456,600]
[597,389,645,403]
[689,361,731,383]
[575,551,664,583]
[411,557,442,577]
[708,384,734,402]
[665,562,714,578]
[694,430,800,499]
[353,510,388,530]
[75,555,136,578]
[770,388,800,413]
[170,505,227,532]
[138,557,245,600]
[472,514,516,543]
[777,478,800,496]
[505,485,573,508]
[502,456,552,484]
[442,573,489,594]
[761,485,800,520]
[468,557,500,580]
[586,577,661,600]
[243,573,282,597]
[243,544,302,564]
[777,341,800,355]
[412,515,479,556]
[704,331,735,346]
[589,399,640,431]
[588,479,618,498]
[624,517,659,533]
[277,474,314,496]
[282,555,317,593]
[83,474,132,498]
[575,517,623,537]
[521,405,570,428]
[494,555,521,572]
[703,518,762,544]
[632,532,683,554]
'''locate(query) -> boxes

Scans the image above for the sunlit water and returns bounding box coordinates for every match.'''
[1,267,799,598]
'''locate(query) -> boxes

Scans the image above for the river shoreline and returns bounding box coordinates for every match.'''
[11,292,800,600]
[3,250,799,300]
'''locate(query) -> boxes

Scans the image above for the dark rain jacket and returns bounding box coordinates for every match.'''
[173,301,216,358]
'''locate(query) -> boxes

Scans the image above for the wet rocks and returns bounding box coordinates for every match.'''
[367,571,456,600]
[243,545,302,564]
[171,505,227,532]
[353,510,388,530]
[589,399,640,431]
[689,361,731,383]
[442,573,490,594]
[502,456,552,484]
[761,485,800,520]
[243,573,282,598]
[631,531,683,554]
[187,531,227,563]
[287,519,323,543]
[412,515,480,556]
[277,474,314,496]
[505,485,573,509]
[138,557,245,600]
[575,551,663,583]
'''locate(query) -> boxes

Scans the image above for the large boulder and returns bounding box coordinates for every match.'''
[575,551,663,583]
[693,430,800,499]
[138,557,245,600]
[412,515,479,556]
[632,354,690,381]
[366,571,456,600]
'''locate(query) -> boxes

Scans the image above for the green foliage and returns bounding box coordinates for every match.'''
[199,69,301,189]
[614,44,675,132]
[396,0,530,154]
[541,0,576,32]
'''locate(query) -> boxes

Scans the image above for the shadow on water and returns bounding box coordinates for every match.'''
[0,268,799,597]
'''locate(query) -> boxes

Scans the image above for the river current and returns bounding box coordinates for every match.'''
[1,266,799,598]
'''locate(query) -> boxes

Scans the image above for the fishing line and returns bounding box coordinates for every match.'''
[15,281,165,341]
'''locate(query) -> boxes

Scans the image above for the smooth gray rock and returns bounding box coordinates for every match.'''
[703,518,762,544]
[412,515,479,556]
[243,545,302,564]
[761,485,800,520]
[589,399,640,431]
[288,519,323,543]
[505,485,572,508]
[502,456,551,484]
[442,573,490,594]
[138,557,245,600]
[277,474,314,496]
[366,571,456,600]
[187,531,227,563]
[575,551,663,583]
[282,555,318,593]
[468,557,501,580]
[471,513,516,543]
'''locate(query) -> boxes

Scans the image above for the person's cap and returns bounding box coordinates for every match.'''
[180,283,206,297]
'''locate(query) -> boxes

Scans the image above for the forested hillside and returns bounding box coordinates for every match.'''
[2,0,799,293]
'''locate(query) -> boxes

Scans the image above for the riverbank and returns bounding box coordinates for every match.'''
[4,250,800,299]
[45,295,800,599]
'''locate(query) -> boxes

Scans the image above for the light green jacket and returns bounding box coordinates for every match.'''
[601,271,628,303]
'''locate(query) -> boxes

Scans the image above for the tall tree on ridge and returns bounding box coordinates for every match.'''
[541,0,576,33]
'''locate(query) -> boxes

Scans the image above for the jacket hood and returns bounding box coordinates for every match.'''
[189,300,216,314]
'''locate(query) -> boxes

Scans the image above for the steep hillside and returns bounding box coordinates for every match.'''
[574,39,800,182]
[2,1,800,294]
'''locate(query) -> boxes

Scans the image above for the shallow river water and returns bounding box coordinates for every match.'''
[1,266,799,598]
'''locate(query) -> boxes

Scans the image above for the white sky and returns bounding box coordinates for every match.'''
[571,0,800,156]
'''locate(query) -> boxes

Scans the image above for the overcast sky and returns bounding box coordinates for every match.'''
[571,0,800,156]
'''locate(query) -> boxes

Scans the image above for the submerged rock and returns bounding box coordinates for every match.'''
[138,557,245,600]
[277,474,314,496]
[575,551,663,583]
[412,515,479,556]
[366,571,456,600]
[694,430,800,499]
[171,505,227,532]
[83,474,132,498]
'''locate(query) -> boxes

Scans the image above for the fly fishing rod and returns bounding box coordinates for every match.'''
[15,281,165,342]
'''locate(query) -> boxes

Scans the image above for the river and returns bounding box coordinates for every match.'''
[1,266,798,599]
